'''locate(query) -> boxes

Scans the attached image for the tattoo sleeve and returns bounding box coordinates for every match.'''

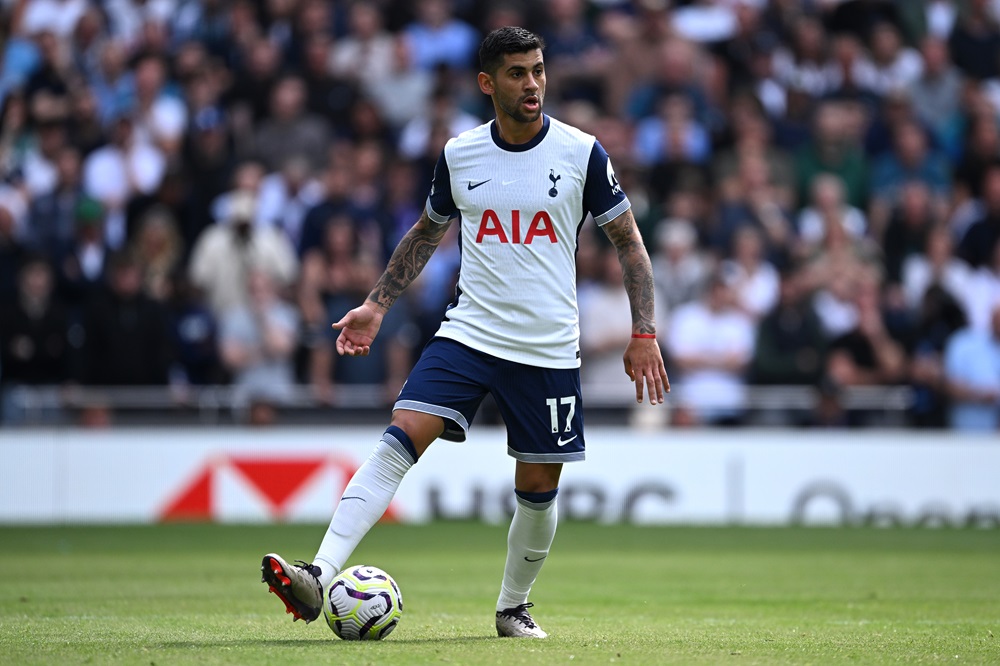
[368,211,452,312]
[601,209,657,335]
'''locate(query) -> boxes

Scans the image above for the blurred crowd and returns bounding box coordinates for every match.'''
[1,0,1000,429]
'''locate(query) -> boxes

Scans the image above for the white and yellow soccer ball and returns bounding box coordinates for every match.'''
[323,565,403,640]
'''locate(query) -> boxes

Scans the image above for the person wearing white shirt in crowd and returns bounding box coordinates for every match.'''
[796,173,867,252]
[856,22,923,97]
[81,113,165,250]
[720,226,779,321]
[16,0,87,38]
[127,54,187,158]
[667,271,755,425]
[902,225,972,311]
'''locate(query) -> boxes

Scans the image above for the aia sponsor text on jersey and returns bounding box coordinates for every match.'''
[475,209,557,244]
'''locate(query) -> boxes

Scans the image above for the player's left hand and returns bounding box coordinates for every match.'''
[623,337,670,405]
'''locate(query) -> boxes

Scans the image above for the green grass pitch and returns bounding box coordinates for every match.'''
[0,523,997,665]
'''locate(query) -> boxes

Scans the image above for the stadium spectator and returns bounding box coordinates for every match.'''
[859,21,923,96]
[947,0,1000,80]
[953,112,1000,201]
[772,14,837,98]
[711,103,795,210]
[52,197,108,312]
[167,274,222,387]
[962,240,1000,334]
[16,0,88,39]
[824,271,908,412]
[943,301,1000,430]
[0,255,71,424]
[188,189,298,318]
[79,251,172,386]
[227,37,283,126]
[298,33,360,132]
[23,29,72,111]
[82,112,166,250]
[25,144,83,257]
[128,205,182,303]
[362,34,435,131]
[795,100,868,211]
[908,37,964,149]
[22,115,69,199]
[65,83,106,157]
[87,39,131,126]
[667,272,755,426]
[540,0,611,106]
[402,0,479,72]
[180,106,235,250]
[632,91,711,168]
[749,268,827,389]
[868,118,950,239]
[901,224,971,313]
[884,182,948,289]
[957,162,1000,269]
[254,154,323,250]
[714,151,794,265]
[219,267,299,425]
[398,86,482,161]
[126,54,187,158]
[907,283,968,428]
[720,226,780,321]
[249,74,331,171]
[796,173,868,254]
[651,218,714,314]
[330,1,396,84]
[626,38,713,125]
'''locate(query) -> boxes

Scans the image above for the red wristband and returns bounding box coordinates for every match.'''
[631,333,656,339]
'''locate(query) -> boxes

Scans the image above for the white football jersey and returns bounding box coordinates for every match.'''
[425,115,630,368]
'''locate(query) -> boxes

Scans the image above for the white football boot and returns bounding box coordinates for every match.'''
[496,602,548,638]
[260,553,324,623]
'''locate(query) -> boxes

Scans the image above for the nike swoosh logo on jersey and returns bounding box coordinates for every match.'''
[556,435,577,447]
[467,179,491,190]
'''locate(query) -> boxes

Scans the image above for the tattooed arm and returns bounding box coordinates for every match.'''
[601,208,670,403]
[369,211,452,312]
[601,209,656,335]
[333,212,453,356]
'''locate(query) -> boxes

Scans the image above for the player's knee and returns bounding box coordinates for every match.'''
[514,487,558,509]
[388,410,444,458]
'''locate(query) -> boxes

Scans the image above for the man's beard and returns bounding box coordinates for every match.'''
[499,93,543,124]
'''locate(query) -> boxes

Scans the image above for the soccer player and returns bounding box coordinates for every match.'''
[261,26,670,638]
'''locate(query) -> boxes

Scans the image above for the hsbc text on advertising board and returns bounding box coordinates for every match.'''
[1,428,997,527]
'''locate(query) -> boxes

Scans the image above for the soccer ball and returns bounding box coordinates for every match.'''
[323,565,403,640]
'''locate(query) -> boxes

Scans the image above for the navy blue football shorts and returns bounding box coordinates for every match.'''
[394,337,585,463]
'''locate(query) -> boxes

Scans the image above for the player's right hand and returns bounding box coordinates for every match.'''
[332,303,384,356]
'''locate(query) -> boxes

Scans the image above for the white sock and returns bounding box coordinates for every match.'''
[313,438,413,588]
[496,492,558,611]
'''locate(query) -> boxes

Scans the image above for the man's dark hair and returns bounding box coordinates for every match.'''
[479,26,545,75]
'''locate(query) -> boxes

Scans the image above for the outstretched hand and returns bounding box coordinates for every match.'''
[623,337,670,404]
[332,302,385,356]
